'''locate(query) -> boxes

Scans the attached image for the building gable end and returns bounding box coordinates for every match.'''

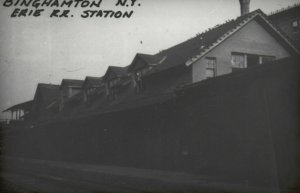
[186,12,300,67]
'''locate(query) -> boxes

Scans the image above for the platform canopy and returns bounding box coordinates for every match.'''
[3,100,33,113]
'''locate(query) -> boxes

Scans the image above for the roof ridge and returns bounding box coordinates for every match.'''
[62,78,83,81]
[137,53,154,56]
[157,9,262,56]
[185,10,263,66]
[268,3,300,16]
[86,76,102,79]
[185,9,300,66]
[38,83,59,87]
[258,9,300,53]
[109,65,126,69]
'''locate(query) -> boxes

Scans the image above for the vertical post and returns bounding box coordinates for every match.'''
[244,54,247,68]
[259,56,263,64]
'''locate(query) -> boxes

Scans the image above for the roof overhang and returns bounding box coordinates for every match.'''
[3,100,33,112]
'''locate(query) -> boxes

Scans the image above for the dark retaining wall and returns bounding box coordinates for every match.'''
[3,57,300,192]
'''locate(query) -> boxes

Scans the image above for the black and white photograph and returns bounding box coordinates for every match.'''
[0,0,300,192]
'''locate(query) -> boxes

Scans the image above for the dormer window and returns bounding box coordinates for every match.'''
[133,70,145,94]
[83,87,95,103]
[106,78,121,100]
[141,66,152,75]
[87,87,95,95]
[68,87,73,98]
[292,20,300,33]
[108,78,120,89]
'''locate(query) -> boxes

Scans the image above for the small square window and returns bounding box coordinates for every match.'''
[292,20,300,32]
[292,21,298,27]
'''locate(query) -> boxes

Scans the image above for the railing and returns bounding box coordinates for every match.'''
[0,119,10,124]
[0,119,26,130]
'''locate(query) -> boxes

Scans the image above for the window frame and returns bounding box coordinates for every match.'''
[231,52,247,69]
[259,55,276,64]
[292,20,300,33]
[205,57,217,78]
[232,52,275,69]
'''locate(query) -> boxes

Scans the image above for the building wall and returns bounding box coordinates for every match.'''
[69,87,81,98]
[192,19,291,83]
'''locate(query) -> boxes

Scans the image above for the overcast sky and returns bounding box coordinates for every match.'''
[0,0,299,119]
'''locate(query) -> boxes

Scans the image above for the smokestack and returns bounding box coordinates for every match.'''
[239,0,250,16]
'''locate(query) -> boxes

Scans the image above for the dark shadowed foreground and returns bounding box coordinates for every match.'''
[1,57,300,193]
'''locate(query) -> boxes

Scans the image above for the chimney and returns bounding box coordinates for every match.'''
[239,0,250,15]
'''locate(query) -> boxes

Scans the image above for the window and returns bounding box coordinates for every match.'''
[231,53,246,71]
[205,57,216,78]
[68,87,73,98]
[292,21,298,27]
[260,55,275,64]
[109,78,119,87]
[247,54,260,68]
[141,66,152,75]
[247,54,275,66]
[232,52,275,71]
[292,20,300,33]
[106,78,121,100]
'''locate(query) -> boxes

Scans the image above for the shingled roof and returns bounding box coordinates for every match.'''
[103,66,129,81]
[32,83,60,109]
[136,53,157,64]
[132,9,299,73]
[127,53,165,72]
[61,79,84,88]
[268,3,300,19]
[82,76,103,88]
[3,100,33,112]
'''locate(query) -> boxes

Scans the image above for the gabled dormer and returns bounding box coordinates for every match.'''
[82,76,103,103]
[183,9,300,83]
[59,79,83,111]
[102,66,129,100]
[29,83,59,120]
[128,53,164,94]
